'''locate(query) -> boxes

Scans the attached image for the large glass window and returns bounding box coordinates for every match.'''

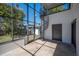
[48,3,71,14]
[28,7,34,42]
[64,3,70,10]
[35,11,41,39]
[36,3,41,13]
[12,3,27,41]
[0,4,12,43]
[0,3,42,44]
[29,3,34,8]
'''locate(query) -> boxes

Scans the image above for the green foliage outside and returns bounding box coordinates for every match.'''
[48,5,64,14]
[0,3,26,43]
[0,3,25,36]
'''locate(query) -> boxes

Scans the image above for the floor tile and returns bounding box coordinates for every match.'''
[44,41,57,49]
[35,45,55,56]
[34,39,46,45]
[1,47,31,56]
[24,42,42,54]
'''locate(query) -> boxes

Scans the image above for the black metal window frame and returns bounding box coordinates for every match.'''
[28,3,42,14]
[0,3,43,44]
[25,3,42,43]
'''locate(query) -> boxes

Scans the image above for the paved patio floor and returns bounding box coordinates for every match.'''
[0,39,75,56]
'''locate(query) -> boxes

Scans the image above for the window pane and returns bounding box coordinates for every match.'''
[41,4,44,11]
[28,7,34,42]
[18,3,27,21]
[35,12,41,39]
[48,9,53,14]
[35,12,41,24]
[36,3,41,12]
[29,7,34,22]
[12,3,27,41]
[0,3,12,43]
[48,3,70,14]
[52,8,57,13]
[57,5,64,12]
[48,8,57,14]
[64,3,70,10]
[29,3,34,8]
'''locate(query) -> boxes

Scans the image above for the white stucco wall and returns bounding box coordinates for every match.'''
[44,3,79,44]
[76,18,79,55]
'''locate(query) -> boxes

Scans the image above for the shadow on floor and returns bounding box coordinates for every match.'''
[0,38,76,56]
[40,39,75,56]
[53,42,76,56]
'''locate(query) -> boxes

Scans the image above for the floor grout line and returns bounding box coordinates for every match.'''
[34,41,56,49]
[15,42,34,56]
[33,41,47,55]
[16,40,56,56]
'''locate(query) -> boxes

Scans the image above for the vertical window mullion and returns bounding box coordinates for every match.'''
[11,3,14,41]
[25,4,29,45]
[34,3,36,40]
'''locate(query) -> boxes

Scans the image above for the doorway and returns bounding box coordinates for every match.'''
[72,19,76,48]
[52,24,62,41]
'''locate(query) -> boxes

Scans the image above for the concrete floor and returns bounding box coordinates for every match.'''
[0,39,75,56]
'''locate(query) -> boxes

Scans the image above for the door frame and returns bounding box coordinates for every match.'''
[52,24,62,41]
[71,19,76,48]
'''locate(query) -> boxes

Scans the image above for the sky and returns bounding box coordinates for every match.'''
[64,3,70,10]
[18,3,41,26]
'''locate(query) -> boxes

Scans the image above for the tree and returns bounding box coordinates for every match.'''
[0,3,25,35]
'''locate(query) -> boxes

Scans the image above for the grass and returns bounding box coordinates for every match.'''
[0,34,40,43]
[0,34,12,43]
